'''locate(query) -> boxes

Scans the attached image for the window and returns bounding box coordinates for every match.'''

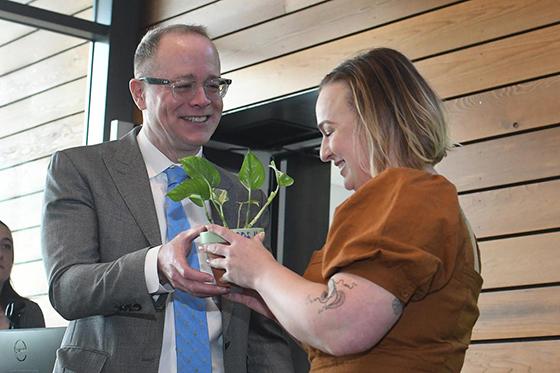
[0,0,102,327]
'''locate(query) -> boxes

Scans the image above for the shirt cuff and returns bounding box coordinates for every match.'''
[145,245,172,294]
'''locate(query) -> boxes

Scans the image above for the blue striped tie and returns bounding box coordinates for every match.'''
[164,166,211,373]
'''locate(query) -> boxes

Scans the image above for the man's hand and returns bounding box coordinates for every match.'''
[157,226,229,297]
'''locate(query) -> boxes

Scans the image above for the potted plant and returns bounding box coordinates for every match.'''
[167,150,294,285]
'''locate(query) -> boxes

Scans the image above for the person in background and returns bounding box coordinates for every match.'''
[1,220,45,329]
[205,47,483,372]
[42,24,292,373]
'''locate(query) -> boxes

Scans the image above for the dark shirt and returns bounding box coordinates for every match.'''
[4,298,45,329]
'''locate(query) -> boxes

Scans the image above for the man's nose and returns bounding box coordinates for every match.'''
[190,85,211,106]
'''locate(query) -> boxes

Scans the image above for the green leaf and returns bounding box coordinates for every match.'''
[213,188,229,205]
[277,173,294,187]
[269,160,294,187]
[178,156,221,188]
[167,177,210,203]
[238,150,265,190]
[189,194,206,208]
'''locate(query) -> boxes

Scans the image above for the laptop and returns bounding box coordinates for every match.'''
[0,327,65,373]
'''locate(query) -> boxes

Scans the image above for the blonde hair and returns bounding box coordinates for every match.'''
[320,48,451,175]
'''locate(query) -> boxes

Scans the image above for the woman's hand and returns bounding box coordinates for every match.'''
[203,224,278,289]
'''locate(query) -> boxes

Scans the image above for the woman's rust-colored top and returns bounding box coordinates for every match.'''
[303,168,483,372]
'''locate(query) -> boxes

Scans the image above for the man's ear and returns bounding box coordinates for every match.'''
[129,79,147,110]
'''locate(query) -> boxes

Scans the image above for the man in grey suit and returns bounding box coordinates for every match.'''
[42,24,293,373]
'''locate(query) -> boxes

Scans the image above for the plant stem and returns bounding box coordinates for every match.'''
[247,186,278,228]
[211,200,228,228]
[236,203,243,229]
[204,204,214,225]
[218,203,228,228]
[244,188,252,228]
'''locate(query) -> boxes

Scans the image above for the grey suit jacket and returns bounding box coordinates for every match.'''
[42,128,293,373]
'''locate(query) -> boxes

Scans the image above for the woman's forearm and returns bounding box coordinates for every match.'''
[253,262,399,355]
[202,225,400,354]
[254,261,334,352]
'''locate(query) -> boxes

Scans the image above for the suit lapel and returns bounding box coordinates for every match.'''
[105,128,161,247]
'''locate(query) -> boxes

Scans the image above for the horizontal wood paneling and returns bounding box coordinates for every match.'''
[10,260,48,297]
[463,340,560,372]
[418,24,560,99]
[216,0,454,73]
[0,192,42,233]
[144,0,214,25]
[446,75,560,143]
[392,0,560,61]
[30,0,92,18]
[0,78,87,139]
[0,0,92,46]
[0,157,50,201]
[473,286,560,340]
[0,112,84,169]
[0,9,92,76]
[0,0,33,46]
[12,226,43,264]
[460,179,560,239]
[437,126,560,192]
[218,0,560,73]
[158,0,326,39]
[479,232,560,289]
[0,20,34,47]
[223,7,560,110]
[0,42,89,106]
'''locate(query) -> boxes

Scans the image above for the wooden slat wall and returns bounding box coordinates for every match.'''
[154,0,325,39]
[146,0,560,370]
[0,0,93,327]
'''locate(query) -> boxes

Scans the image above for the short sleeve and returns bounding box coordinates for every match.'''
[321,168,462,303]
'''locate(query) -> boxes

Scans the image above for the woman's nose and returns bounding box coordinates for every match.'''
[319,137,332,162]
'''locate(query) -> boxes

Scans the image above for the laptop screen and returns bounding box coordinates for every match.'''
[0,327,65,373]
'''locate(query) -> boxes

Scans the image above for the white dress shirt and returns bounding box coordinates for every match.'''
[137,130,224,373]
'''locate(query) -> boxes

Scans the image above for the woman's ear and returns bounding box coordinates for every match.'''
[129,79,147,110]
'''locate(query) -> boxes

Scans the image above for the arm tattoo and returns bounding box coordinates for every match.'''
[392,297,403,316]
[307,278,357,314]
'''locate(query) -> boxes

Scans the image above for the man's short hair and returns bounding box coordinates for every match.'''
[133,24,210,78]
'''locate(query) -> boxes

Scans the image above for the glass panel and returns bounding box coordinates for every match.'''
[6,0,94,21]
[0,17,91,328]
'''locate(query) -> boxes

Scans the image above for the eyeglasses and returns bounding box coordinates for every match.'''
[138,77,232,100]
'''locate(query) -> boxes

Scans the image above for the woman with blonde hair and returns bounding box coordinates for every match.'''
[205,48,482,372]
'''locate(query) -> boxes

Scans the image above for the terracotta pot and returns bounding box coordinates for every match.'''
[199,227,264,287]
